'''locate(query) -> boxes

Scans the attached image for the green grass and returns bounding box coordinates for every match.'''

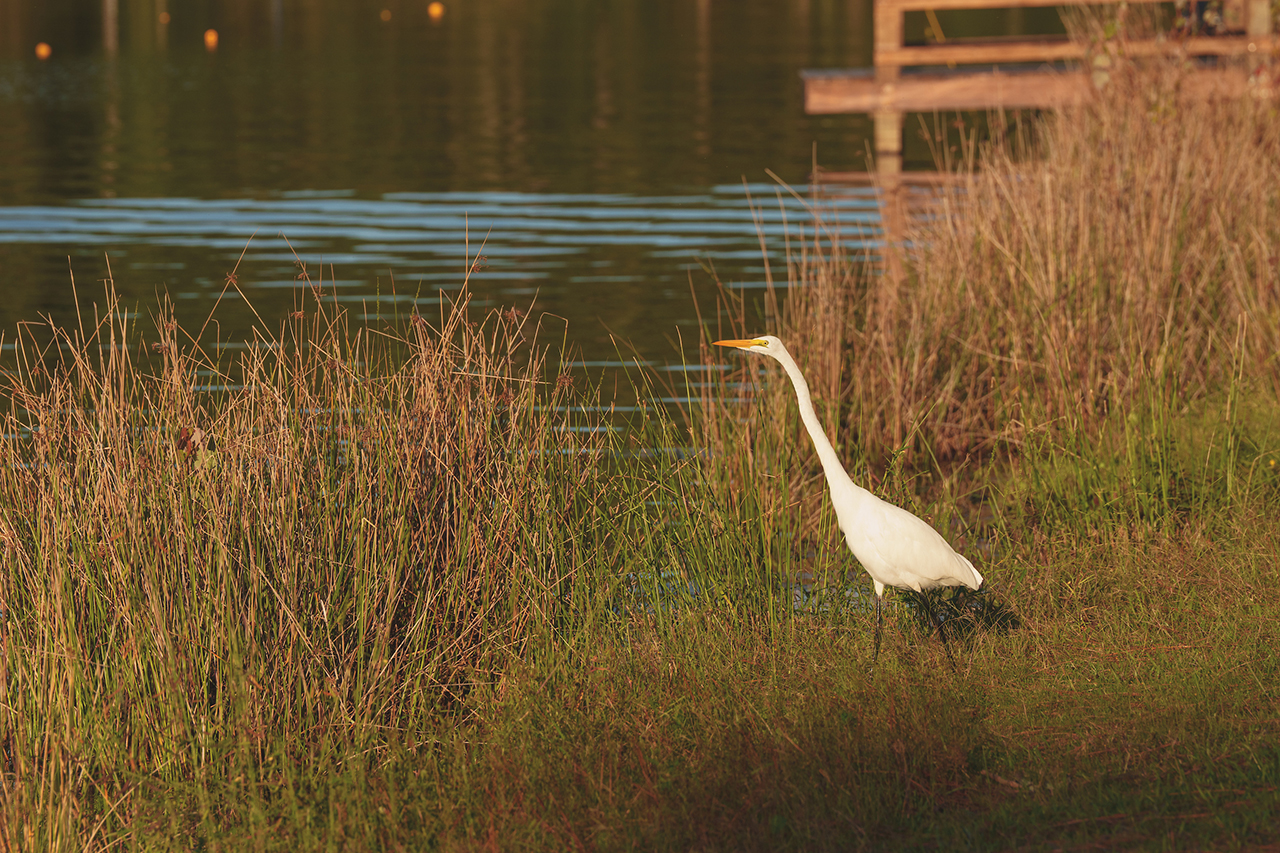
[64,513,1280,851]
[453,538,1280,851]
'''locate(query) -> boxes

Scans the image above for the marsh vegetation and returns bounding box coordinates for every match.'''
[3,56,1280,850]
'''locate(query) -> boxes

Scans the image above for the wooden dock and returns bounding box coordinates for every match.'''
[808,0,1269,166]
[808,0,1275,170]
[805,0,1275,274]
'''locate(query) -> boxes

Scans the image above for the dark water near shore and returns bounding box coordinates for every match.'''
[0,0,1063,362]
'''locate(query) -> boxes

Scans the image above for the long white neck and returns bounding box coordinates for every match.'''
[771,345,869,503]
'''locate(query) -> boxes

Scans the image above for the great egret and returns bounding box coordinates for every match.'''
[714,335,983,669]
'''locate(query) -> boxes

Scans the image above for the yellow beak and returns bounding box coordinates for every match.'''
[713,338,766,348]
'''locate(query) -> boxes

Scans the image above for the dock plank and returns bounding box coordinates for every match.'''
[883,0,1163,11]
[805,68,1091,113]
[803,64,1255,114]
[878,35,1276,67]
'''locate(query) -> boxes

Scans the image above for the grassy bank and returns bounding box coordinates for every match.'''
[4,54,1280,850]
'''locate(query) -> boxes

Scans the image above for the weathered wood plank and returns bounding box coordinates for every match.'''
[883,0,1162,11]
[877,34,1276,67]
[1249,0,1273,37]
[805,68,1091,112]
[879,39,1085,66]
[804,64,1256,114]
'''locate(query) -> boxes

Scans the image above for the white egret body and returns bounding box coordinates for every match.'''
[714,336,983,666]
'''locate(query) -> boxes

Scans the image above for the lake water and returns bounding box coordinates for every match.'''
[0,0,1062,362]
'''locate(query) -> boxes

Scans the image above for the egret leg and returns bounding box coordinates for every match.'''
[872,594,884,666]
[919,592,958,674]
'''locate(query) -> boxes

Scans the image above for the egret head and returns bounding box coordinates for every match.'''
[712,335,785,357]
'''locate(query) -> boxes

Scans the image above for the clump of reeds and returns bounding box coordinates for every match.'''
[702,50,1280,536]
[0,279,644,842]
[910,69,1278,451]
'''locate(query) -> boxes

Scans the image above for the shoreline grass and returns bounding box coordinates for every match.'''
[4,46,1280,851]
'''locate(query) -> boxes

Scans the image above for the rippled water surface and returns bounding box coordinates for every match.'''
[0,185,879,360]
[0,0,1061,360]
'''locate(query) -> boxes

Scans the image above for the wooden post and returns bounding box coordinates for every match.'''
[103,0,118,55]
[873,2,903,176]
[1247,0,1272,38]
[1247,0,1272,77]
[873,1,903,177]
[874,1,906,283]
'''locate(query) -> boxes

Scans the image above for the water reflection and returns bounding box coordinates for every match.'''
[0,0,892,359]
[0,184,879,360]
[0,0,1061,359]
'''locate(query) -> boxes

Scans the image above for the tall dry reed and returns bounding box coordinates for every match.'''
[0,279,621,841]
[707,57,1280,492]
[905,67,1279,457]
